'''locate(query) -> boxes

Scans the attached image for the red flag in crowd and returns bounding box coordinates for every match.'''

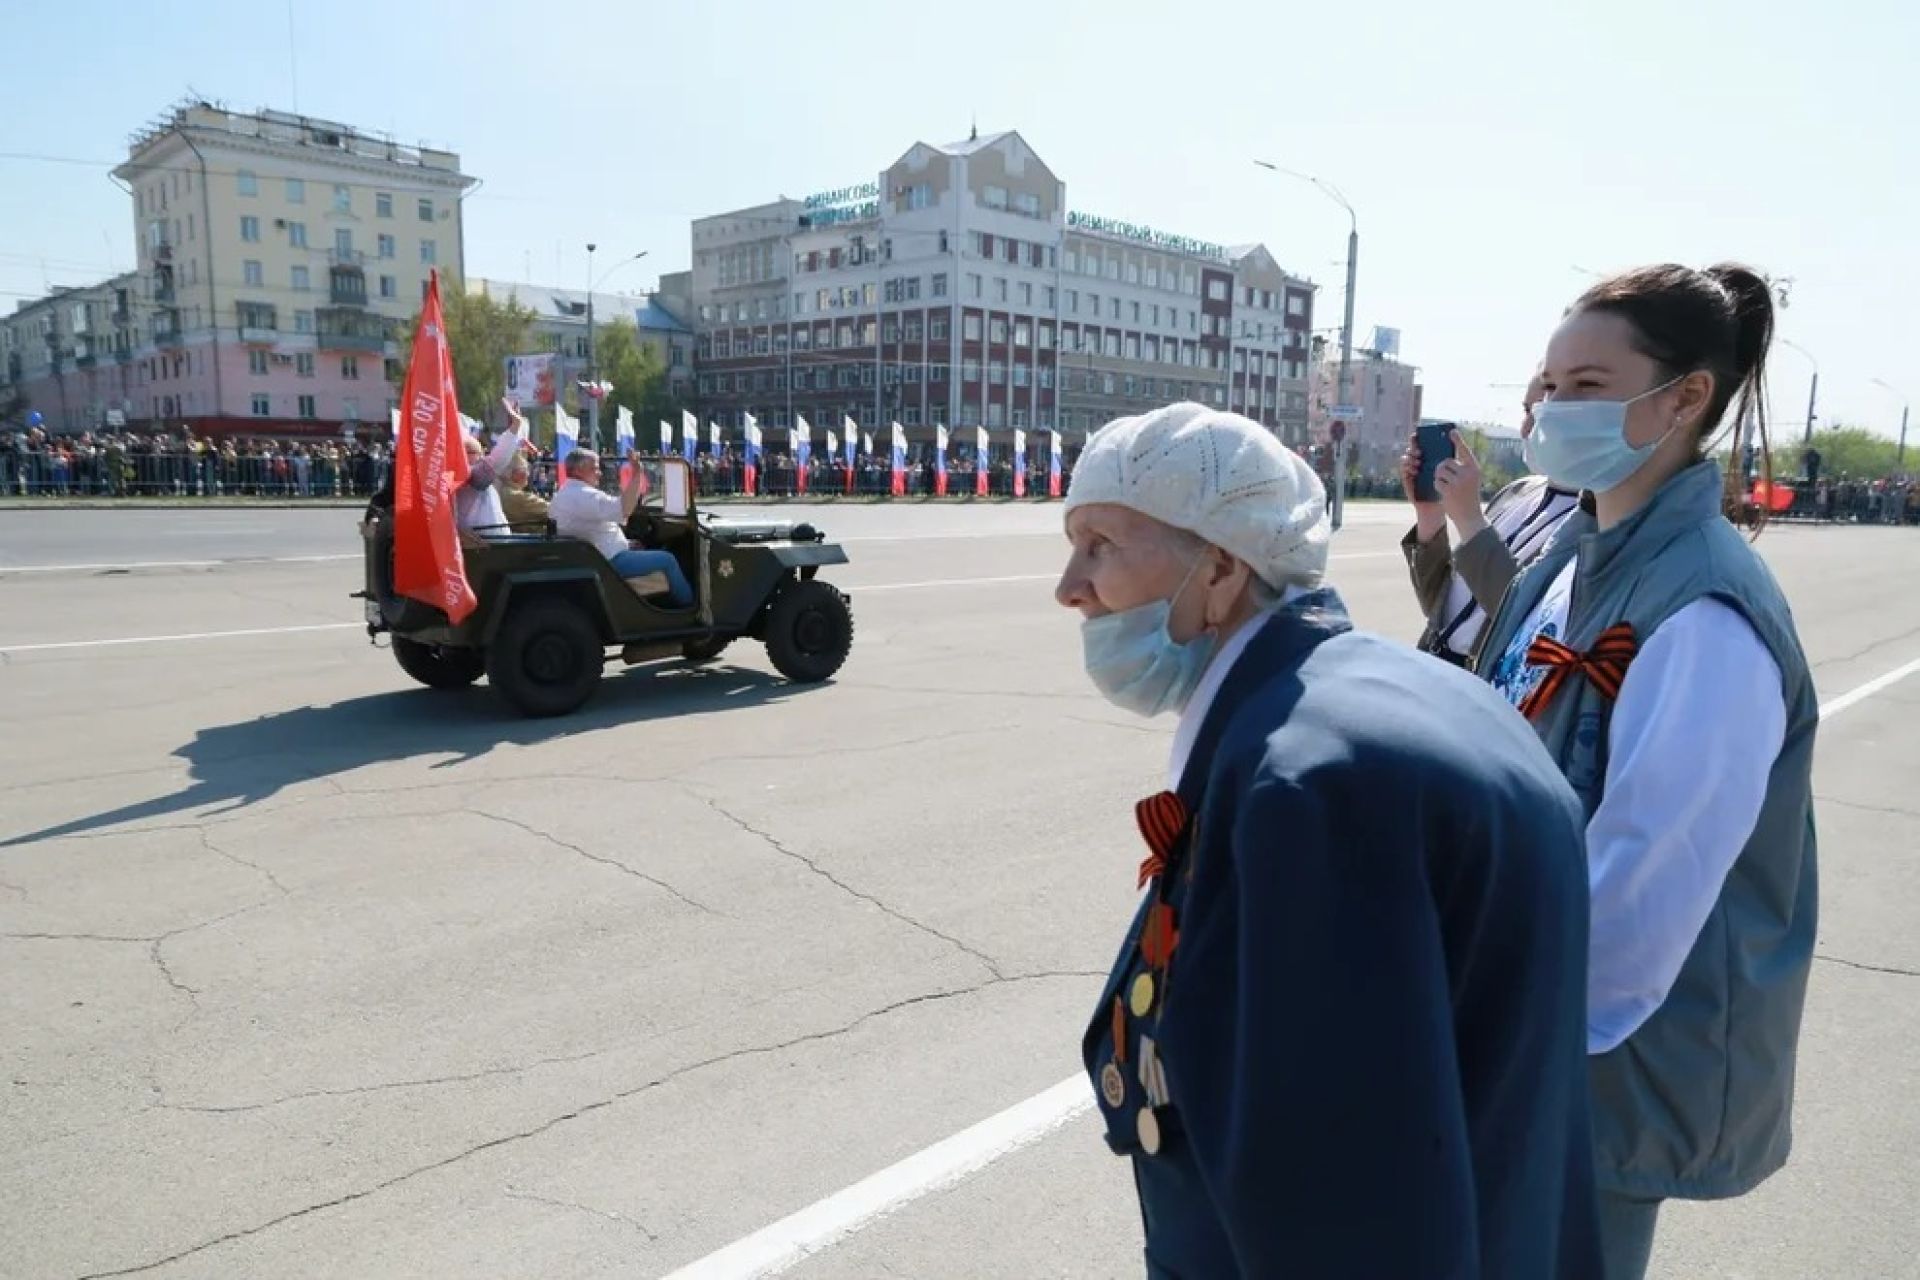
[390,271,476,624]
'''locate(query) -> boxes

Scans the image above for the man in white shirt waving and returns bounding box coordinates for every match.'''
[455,399,530,539]
[549,449,693,606]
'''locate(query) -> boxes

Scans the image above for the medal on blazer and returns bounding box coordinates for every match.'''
[1101,996,1129,1110]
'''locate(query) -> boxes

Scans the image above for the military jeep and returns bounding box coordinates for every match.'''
[355,457,853,717]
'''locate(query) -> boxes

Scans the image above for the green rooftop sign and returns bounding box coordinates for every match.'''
[1067,211,1226,262]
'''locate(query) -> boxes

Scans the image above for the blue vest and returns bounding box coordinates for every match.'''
[1476,461,1819,1199]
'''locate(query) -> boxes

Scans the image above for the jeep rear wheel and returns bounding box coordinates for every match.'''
[392,636,485,690]
[764,579,853,683]
[486,598,603,717]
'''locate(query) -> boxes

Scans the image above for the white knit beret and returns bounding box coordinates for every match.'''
[1064,402,1330,589]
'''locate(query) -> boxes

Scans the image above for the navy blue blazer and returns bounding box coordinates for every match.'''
[1083,590,1603,1279]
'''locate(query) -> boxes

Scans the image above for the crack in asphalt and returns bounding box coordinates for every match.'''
[1817,953,1920,978]
[156,1043,623,1116]
[693,791,1007,981]
[74,970,1098,1278]
[1816,623,1920,672]
[199,828,291,897]
[502,1189,658,1241]
[1818,795,1920,821]
[471,810,718,916]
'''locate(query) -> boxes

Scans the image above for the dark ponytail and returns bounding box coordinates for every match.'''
[1571,261,1777,527]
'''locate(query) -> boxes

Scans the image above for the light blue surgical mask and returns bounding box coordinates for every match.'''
[1524,375,1686,493]
[1080,560,1216,718]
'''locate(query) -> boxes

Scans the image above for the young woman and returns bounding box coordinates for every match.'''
[1400,374,1582,665]
[1475,264,1818,1280]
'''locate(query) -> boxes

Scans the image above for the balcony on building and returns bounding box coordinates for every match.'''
[237,303,280,346]
[151,264,176,305]
[75,336,100,368]
[153,241,173,264]
[154,309,184,348]
[328,259,369,307]
[317,306,387,353]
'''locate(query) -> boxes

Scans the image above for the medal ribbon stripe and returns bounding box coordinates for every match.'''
[1133,791,1188,887]
[1518,622,1638,720]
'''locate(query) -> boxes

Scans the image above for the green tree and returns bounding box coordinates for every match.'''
[397,286,538,424]
[1770,425,1903,480]
[589,318,666,432]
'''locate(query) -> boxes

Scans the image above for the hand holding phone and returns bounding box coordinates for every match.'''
[1413,422,1458,503]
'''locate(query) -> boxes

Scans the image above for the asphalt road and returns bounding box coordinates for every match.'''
[2,504,1916,1279]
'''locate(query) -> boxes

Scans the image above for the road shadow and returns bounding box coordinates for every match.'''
[2,659,813,847]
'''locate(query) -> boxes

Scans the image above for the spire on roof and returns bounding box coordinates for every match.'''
[969,116,978,143]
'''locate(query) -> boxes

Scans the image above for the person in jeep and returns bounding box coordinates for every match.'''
[549,449,693,606]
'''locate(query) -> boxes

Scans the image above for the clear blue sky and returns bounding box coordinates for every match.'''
[3,0,1912,443]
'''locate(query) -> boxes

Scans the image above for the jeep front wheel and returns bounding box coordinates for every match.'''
[486,598,604,717]
[392,636,485,690]
[764,580,853,683]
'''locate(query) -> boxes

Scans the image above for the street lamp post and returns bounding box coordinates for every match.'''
[1256,160,1357,530]
[585,246,649,452]
[1872,378,1909,468]
[1777,338,1818,447]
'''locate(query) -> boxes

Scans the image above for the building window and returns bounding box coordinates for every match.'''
[989,361,1006,385]
[987,403,1005,428]
[989,318,1007,344]
[335,228,353,256]
[376,192,393,218]
[931,317,949,341]
[932,273,948,298]
[240,215,260,242]
[963,360,980,382]
[1013,364,1031,388]
[1014,321,1031,347]
[331,184,351,213]
[379,275,397,299]
[295,310,314,334]
[1038,323,1054,350]
[1015,192,1040,217]
[237,170,258,197]
[288,222,308,248]
[292,266,310,292]
[1064,250,1078,274]
[983,184,1008,210]
[418,198,434,222]
[420,239,437,265]
[248,350,268,375]
[297,394,316,419]
[1206,278,1228,301]
[963,314,982,341]
[377,234,395,260]
[286,177,304,204]
[1287,295,1306,317]
[342,356,360,380]
[243,260,263,287]
[251,394,271,416]
[295,353,315,377]
[993,278,1009,303]
[967,273,983,299]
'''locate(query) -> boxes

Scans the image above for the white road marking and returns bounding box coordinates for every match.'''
[660,652,1920,1279]
[0,553,359,574]
[0,623,361,654]
[657,1076,1095,1280]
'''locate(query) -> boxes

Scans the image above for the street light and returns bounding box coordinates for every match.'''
[1776,338,1818,446]
[1871,378,1909,468]
[585,246,649,451]
[1255,158,1357,530]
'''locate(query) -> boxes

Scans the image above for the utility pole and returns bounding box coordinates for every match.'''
[1255,160,1357,530]
[585,242,599,452]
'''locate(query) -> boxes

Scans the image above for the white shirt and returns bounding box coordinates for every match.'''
[549,478,630,559]
[1488,560,1787,1053]
[1168,586,1307,789]
[454,429,522,535]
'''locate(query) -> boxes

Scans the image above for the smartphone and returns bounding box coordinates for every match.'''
[1414,421,1458,502]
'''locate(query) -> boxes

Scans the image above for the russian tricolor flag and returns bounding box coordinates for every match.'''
[889,421,906,496]
[1048,429,1063,498]
[1013,428,1027,498]
[974,426,989,497]
[743,413,762,496]
[934,424,949,497]
[795,415,812,495]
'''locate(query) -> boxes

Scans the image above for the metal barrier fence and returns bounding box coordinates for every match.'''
[1,447,393,498]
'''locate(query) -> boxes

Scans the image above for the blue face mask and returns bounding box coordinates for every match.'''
[1080,560,1216,718]
[1524,375,1685,493]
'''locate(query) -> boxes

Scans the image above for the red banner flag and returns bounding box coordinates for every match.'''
[391,271,476,624]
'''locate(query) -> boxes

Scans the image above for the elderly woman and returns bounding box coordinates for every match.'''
[1058,403,1602,1279]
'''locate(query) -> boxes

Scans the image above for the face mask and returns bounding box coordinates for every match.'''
[1080,559,1217,718]
[1524,375,1686,493]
